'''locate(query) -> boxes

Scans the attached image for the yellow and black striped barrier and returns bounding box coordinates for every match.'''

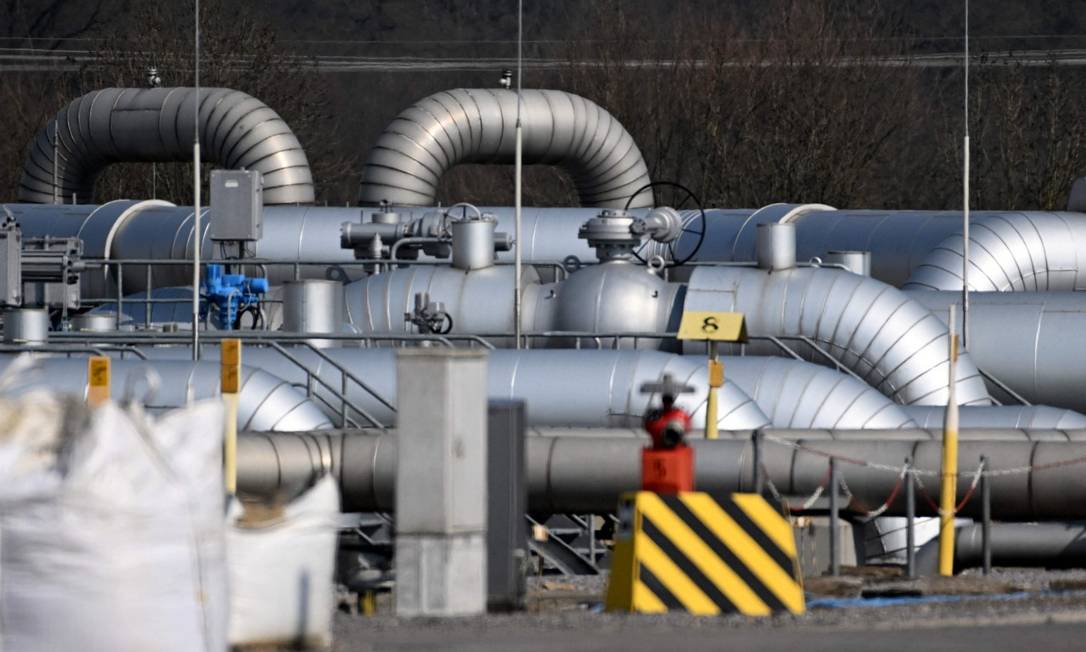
[605,491,805,616]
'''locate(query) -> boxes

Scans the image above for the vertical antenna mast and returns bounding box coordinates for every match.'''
[513,0,524,349]
[192,0,202,360]
[961,0,970,349]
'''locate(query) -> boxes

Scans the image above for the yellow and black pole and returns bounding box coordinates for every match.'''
[221,338,241,494]
[939,304,960,576]
[87,356,110,407]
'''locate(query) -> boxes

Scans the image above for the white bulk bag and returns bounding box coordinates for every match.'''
[0,397,227,652]
[227,475,340,648]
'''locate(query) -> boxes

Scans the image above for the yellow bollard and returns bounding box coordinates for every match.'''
[87,357,110,407]
[221,339,241,495]
[938,305,960,577]
[705,343,723,440]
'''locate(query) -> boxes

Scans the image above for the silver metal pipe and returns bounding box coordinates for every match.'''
[358,89,653,209]
[908,291,1086,412]
[19,88,314,205]
[723,357,917,429]
[903,405,1086,429]
[142,347,772,431]
[0,357,332,431]
[237,431,1086,517]
[691,207,1086,292]
[683,266,991,406]
[915,522,1086,574]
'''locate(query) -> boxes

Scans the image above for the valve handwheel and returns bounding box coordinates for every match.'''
[623,181,708,268]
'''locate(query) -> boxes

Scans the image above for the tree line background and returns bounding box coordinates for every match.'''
[1,0,1086,211]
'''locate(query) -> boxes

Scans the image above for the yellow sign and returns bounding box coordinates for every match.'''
[606,491,805,616]
[87,357,110,407]
[677,311,747,342]
[221,339,241,394]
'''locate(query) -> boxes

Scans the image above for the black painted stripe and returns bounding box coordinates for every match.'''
[641,513,738,613]
[660,495,789,613]
[716,497,795,575]
[638,564,684,611]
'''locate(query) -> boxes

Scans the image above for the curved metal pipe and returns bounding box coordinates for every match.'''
[358,89,653,208]
[0,356,331,431]
[237,431,1086,517]
[19,87,314,205]
[683,266,991,406]
[723,357,917,429]
[915,522,1086,574]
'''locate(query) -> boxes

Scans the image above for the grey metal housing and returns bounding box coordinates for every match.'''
[19,88,314,205]
[358,89,653,208]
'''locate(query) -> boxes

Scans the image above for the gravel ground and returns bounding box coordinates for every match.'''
[326,570,1086,651]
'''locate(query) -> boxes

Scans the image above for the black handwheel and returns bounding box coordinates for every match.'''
[623,181,708,268]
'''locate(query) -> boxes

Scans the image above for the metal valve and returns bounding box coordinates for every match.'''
[405,292,454,335]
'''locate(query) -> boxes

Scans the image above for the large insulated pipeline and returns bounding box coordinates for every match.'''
[903,405,1086,429]
[682,266,990,406]
[237,430,1086,517]
[358,89,653,208]
[344,256,991,407]
[147,347,928,431]
[19,87,315,205]
[684,205,1086,291]
[915,522,1086,574]
[146,347,773,431]
[0,356,331,431]
[908,291,1086,412]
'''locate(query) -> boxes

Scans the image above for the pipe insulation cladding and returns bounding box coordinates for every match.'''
[688,205,1086,291]
[144,347,773,431]
[358,89,654,209]
[19,87,315,205]
[237,430,1086,517]
[682,266,991,406]
[0,357,332,431]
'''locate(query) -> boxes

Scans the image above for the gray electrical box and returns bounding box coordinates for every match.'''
[210,169,263,241]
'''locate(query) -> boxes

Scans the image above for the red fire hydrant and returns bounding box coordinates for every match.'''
[639,374,696,494]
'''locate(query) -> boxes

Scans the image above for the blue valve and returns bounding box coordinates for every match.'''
[201,264,268,330]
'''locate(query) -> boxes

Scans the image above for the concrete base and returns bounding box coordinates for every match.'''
[395,533,486,617]
[793,516,858,575]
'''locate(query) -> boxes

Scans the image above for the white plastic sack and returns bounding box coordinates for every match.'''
[0,396,227,652]
[227,475,340,648]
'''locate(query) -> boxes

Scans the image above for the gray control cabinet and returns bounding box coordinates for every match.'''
[210,169,263,241]
[0,218,21,307]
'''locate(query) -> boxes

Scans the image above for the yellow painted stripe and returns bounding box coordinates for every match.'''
[635,532,721,615]
[731,493,798,556]
[640,493,770,616]
[632,580,668,613]
[681,493,805,613]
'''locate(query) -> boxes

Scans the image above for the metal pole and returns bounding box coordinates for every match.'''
[939,304,960,577]
[751,430,762,494]
[191,0,201,361]
[705,340,720,440]
[829,457,840,577]
[52,119,59,204]
[905,457,916,579]
[512,0,523,350]
[981,454,991,575]
[961,0,970,348]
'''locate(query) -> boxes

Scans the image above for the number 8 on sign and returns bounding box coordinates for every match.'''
[677,311,746,342]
